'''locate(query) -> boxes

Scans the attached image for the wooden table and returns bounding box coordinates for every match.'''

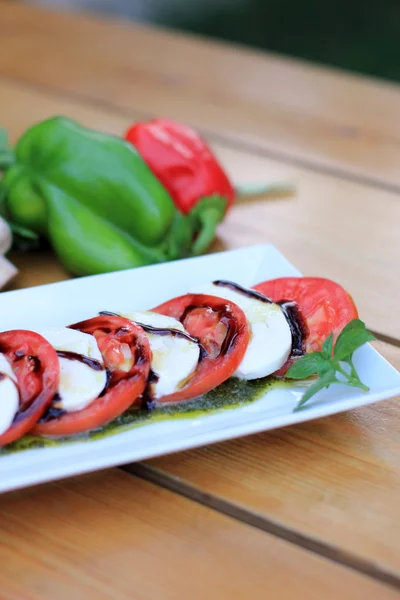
[1,2,400,597]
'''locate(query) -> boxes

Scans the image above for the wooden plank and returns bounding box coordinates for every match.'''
[143,342,400,577]
[1,79,399,339]
[2,80,399,577]
[2,470,398,600]
[2,1,400,188]
[3,80,400,576]
[8,250,69,289]
[1,7,399,594]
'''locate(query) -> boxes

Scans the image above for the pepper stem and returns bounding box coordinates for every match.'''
[235,181,295,199]
[192,207,222,255]
[189,195,227,256]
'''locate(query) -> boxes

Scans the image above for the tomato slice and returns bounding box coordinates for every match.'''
[32,316,151,436]
[253,277,358,353]
[0,330,59,446]
[152,294,250,403]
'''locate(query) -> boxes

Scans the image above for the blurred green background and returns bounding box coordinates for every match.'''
[30,0,400,82]
[165,0,400,82]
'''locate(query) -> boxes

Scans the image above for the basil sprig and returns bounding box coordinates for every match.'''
[286,319,375,411]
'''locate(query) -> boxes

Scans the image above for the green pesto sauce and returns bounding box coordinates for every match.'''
[2,376,292,455]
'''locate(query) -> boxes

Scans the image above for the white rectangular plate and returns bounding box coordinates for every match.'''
[0,244,399,494]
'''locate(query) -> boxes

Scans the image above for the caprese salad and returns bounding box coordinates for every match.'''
[0,276,370,447]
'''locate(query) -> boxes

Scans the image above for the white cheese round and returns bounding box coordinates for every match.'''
[36,328,108,413]
[190,282,292,380]
[0,353,19,436]
[125,311,200,399]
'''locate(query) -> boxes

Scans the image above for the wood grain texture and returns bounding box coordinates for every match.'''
[1,79,399,339]
[144,342,400,576]
[8,249,70,289]
[1,8,400,592]
[2,470,398,600]
[2,1,400,188]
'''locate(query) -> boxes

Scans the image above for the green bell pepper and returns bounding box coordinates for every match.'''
[0,117,199,276]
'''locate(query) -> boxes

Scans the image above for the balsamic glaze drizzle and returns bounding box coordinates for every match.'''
[99,282,308,408]
[39,393,66,422]
[214,280,308,357]
[278,300,308,357]
[41,364,109,423]
[98,369,112,397]
[213,280,273,304]
[142,370,159,411]
[135,322,200,345]
[99,311,210,408]
[100,311,201,346]
[181,303,239,359]
[100,310,206,362]
[56,350,104,371]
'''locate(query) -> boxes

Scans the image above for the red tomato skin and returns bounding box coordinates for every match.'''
[253,277,358,354]
[0,330,60,446]
[32,316,151,436]
[152,294,250,403]
[125,118,235,214]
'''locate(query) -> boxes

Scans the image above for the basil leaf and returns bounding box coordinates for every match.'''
[294,369,337,411]
[337,318,365,337]
[322,332,333,358]
[334,320,375,361]
[290,319,372,412]
[286,352,330,379]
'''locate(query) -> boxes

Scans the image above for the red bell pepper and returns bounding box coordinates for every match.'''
[125,118,233,254]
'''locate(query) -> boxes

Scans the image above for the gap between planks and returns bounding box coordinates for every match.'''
[123,462,400,592]
[2,74,400,199]
[369,331,400,349]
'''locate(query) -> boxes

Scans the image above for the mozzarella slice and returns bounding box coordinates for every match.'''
[190,282,292,380]
[0,353,19,436]
[124,311,200,399]
[36,328,107,413]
